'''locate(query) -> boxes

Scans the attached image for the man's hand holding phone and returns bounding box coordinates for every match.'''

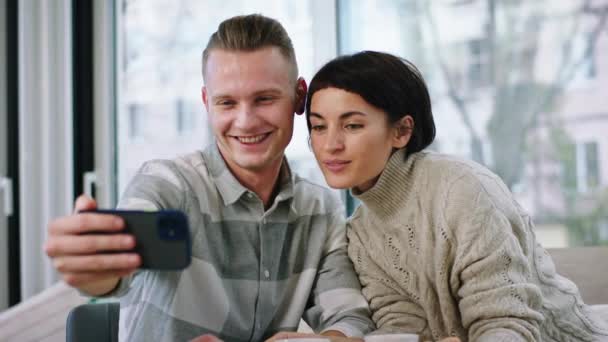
[44,195,141,296]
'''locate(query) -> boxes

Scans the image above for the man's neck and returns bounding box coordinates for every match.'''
[224,157,284,209]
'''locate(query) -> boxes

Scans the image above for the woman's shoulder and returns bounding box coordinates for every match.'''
[414,151,495,178]
[346,205,374,240]
[415,151,505,191]
[414,151,521,218]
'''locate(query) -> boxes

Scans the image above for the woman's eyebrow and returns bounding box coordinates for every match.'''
[339,111,366,119]
[310,111,367,120]
[309,112,325,120]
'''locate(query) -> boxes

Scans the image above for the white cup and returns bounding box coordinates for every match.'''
[274,339,330,342]
[364,333,419,342]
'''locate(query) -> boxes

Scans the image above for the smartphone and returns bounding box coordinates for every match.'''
[83,209,192,270]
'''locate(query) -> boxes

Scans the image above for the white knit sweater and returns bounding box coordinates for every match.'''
[347,148,608,342]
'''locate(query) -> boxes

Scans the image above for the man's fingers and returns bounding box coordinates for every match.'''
[62,269,134,288]
[53,253,141,273]
[48,212,124,235]
[44,234,136,257]
[190,334,224,342]
[73,194,97,213]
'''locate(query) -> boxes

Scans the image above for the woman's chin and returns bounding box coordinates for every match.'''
[324,178,355,190]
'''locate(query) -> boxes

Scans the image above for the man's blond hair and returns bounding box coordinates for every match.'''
[202,14,298,81]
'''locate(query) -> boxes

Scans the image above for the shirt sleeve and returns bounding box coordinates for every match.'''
[348,225,429,337]
[303,212,376,337]
[97,159,187,298]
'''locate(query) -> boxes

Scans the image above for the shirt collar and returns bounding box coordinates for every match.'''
[203,143,295,207]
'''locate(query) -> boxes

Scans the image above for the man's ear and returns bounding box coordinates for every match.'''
[295,77,307,115]
[392,115,414,149]
[202,86,210,112]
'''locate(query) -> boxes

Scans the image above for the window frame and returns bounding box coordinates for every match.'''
[95,0,342,208]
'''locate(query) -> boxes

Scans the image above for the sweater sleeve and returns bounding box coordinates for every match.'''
[348,226,428,336]
[449,175,544,342]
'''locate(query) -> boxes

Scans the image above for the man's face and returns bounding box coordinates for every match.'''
[202,47,303,175]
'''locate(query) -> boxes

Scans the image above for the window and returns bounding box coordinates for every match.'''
[576,141,600,193]
[116,0,337,198]
[583,33,597,79]
[338,0,608,247]
[128,103,143,140]
[467,38,491,88]
[175,98,196,136]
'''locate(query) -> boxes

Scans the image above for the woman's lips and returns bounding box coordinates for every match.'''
[323,160,350,172]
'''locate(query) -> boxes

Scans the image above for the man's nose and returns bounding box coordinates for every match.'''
[233,104,261,129]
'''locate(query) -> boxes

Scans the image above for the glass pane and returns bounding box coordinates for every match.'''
[118,0,334,199]
[338,0,608,247]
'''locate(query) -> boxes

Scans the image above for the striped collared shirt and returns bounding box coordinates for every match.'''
[109,144,374,342]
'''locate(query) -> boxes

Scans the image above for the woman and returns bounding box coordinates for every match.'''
[305,51,608,342]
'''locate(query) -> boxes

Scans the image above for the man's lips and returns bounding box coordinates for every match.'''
[232,132,271,144]
[323,160,350,172]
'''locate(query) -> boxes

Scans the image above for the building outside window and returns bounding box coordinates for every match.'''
[337,0,608,247]
[577,141,601,193]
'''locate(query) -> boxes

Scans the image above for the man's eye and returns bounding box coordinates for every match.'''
[217,101,235,107]
[257,96,275,103]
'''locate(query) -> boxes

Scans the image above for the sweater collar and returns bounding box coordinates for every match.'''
[352,148,419,218]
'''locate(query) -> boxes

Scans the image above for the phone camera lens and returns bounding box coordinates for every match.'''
[157,212,186,241]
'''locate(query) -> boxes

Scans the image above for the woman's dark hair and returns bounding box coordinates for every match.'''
[306,50,436,157]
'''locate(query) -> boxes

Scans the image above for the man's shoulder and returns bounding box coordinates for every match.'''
[137,150,208,179]
[123,150,212,202]
[291,174,344,215]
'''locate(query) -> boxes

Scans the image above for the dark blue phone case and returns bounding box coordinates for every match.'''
[83,209,192,270]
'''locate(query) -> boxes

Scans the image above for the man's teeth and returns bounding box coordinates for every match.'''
[238,134,266,143]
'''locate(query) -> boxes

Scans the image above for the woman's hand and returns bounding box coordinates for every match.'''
[265,332,362,342]
[265,332,460,342]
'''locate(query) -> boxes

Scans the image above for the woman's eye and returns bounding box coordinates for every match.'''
[311,125,326,132]
[345,123,363,130]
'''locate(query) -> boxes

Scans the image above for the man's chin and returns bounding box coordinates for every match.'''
[233,157,274,172]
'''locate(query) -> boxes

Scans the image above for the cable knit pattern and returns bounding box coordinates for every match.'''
[347,148,608,342]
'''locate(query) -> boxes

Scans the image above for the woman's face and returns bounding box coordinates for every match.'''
[309,87,409,192]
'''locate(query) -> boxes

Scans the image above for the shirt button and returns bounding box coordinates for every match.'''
[264,269,270,278]
[247,193,253,198]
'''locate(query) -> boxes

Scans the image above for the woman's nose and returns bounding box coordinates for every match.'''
[325,128,345,152]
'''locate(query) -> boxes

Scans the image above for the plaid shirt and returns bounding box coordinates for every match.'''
[109,144,374,342]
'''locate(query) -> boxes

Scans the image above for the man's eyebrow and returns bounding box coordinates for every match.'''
[211,88,284,101]
[253,88,283,96]
[211,94,233,102]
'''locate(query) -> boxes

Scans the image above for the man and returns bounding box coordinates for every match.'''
[45,14,374,342]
